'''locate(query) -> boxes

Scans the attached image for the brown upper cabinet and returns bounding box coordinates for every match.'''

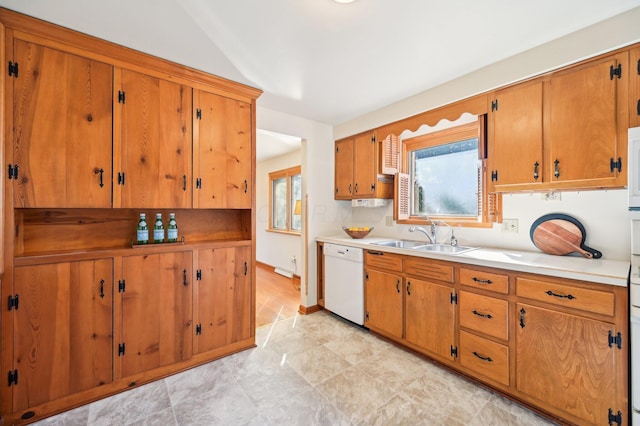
[334,131,393,199]
[115,69,193,208]
[489,51,628,192]
[193,90,253,209]
[487,80,544,191]
[10,40,113,208]
[631,46,640,128]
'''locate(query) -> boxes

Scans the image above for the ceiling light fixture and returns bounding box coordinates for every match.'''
[334,0,356,3]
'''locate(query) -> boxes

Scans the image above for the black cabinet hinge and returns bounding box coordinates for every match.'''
[196,108,202,120]
[608,408,622,426]
[195,324,202,335]
[7,164,19,180]
[196,178,202,189]
[491,99,499,112]
[450,345,458,358]
[118,343,126,356]
[637,58,640,75]
[637,99,640,116]
[370,183,376,191]
[609,64,622,80]
[491,170,498,182]
[7,369,18,386]
[450,292,458,304]
[610,157,622,173]
[118,172,126,185]
[8,61,18,77]
[118,280,126,293]
[371,135,375,144]
[608,331,622,349]
[196,270,202,280]
[118,90,126,104]
[7,295,19,311]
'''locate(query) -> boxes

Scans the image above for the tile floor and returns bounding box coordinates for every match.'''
[34,311,556,425]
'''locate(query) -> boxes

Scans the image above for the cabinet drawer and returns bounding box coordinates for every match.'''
[404,258,453,283]
[365,250,403,272]
[516,277,614,317]
[459,291,508,340]
[459,268,509,294]
[459,330,509,386]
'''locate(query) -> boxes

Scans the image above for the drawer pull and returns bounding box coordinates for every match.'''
[396,279,401,294]
[472,277,493,285]
[519,308,526,328]
[407,281,412,296]
[472,351,493,362]
[545,290,575,300]
[472,310,493,319]
[366,250,384,256]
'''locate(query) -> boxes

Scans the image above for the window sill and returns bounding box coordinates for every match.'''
[266,229,302,236]
[398,218,493,229]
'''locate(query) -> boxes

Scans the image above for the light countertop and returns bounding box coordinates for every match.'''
[317,235,630,287]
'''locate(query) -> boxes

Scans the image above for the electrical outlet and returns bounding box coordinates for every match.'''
[385,216,393,226]
[502,218,519,233]
[542,191,561,201]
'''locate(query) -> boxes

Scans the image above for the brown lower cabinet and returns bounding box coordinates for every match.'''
[361,248,628,426]
[12,259,113,412]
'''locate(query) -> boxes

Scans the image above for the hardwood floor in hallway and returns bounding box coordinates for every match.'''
[255,263,301,327]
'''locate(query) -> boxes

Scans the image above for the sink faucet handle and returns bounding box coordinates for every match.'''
[450,229,458,247]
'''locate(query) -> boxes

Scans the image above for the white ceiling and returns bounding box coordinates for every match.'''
[1,0,640,161]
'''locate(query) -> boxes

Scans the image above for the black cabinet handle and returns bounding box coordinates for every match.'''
[244,179,248,194]
[472,310,493,319]
[472,352,493,362]
[637,99,640,116]
[354,183,358,193]
[407,281,411,296]
[183,269,188,286]
[244,262,248,276]
[348,184,352,194]
[519,308,526,328]
[472,277,493,285]
[395,280,400,294]
[183,175,187,191]
[554,159,560,178]
[533,162,539,181]
[99,279,105,298]
[545,290,575,300]
[97,168,104,188]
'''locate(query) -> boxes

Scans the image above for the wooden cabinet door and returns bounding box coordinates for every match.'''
[353,132,376,198]
[516,303,620,425]
[118,251,192,378]
[334,138,354,199]
[547,53,628,187]
[631,46,640,128]
[488,81,543,189]
[12,40,112,208]
[12,259,112,411]
[405,278,455,361]
[194,246,252,354]
[116,69,192,208]
[364,268,403,339]
[194,90,252,209]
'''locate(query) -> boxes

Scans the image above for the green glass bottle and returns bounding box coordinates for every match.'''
[153,213,164,244]
[167,213,178,243]
[136,213,149,245]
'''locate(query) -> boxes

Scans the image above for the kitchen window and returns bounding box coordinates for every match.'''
[269,166,302,234]
[398,118,496,227]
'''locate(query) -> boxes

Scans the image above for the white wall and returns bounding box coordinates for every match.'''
[256,107,336,308]
[351,190,631,261]
[256,150,302,274]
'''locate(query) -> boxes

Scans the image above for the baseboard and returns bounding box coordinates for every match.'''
[298,304,322,315]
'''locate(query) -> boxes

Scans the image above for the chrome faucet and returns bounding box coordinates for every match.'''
[409,224,436,244]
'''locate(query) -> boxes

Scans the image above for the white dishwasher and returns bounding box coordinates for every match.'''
[323,243,364,325]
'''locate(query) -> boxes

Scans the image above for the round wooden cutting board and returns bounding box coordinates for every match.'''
[529,213,602,259]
